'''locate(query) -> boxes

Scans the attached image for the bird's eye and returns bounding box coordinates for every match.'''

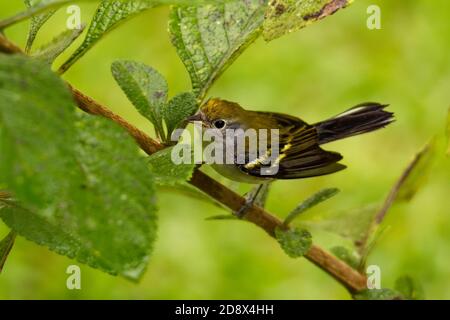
[213,119,226,129]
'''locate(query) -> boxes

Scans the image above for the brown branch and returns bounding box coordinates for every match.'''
[0,33,22,54]
[70,87,164,155]
[0,35,367,293]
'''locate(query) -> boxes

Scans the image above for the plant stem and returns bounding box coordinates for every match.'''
[0,34,367,294]
[70,86,164,154]
[0,1,71,30]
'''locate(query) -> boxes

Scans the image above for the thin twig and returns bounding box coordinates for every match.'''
[0,35,367,293]
[0,231,16,273]
[358,142,433,254]
[70,87,164,154]
[375,143,431,224]
[0,1,71,30]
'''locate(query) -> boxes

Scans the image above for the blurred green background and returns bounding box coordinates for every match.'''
[0,0,449,299]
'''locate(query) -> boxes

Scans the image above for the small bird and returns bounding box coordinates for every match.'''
[187,98,394,184]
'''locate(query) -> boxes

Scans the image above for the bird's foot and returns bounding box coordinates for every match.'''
[234,183,271,218]
[234,198,254,218]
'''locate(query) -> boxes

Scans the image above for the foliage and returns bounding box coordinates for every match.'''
[0,55,158,280]
[330,246,359,269]
[353,275,424,300]
[32,26,85,64]
[263,0,353,41]
[353,288,403,300]
[0,1,223,30]
[299,140,437,262]
[164,92,198,139]
[23,0,58,53]
[112,60,169,139]
[394,140,437,202]
[112,60,198,141]
[395,275,425,300]
[0,231,16,272]
[0,0,443,300]
[58,0,158,73]
[275,227,312,258]
[169,0,266,99]
[284,188,339,226]
[147,147,196,185]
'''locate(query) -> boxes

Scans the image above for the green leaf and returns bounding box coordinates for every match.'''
[394,140,437,203]
[0,54,157,280]
[263,0,353,41]
[357,224,389,269]
[356,140,437,254]
[169,0,267,99]
[395,275,425,300]
[1,1,224,30]
[330,246,360,269]
[0,230,16,273]
[284,188,339,225]
[73,114,158,280]
[111,60,168,139]
[1,0,78,30]
[146,144,210,202]
[164,92,198,140]
[147,146,196,186]
[0,54,81,208]
[353,288,403,300]
[301,204,379,246]
[275,227,312,258]
[58,0,158,73]
[32,25,85,65]
[24,0,58,53]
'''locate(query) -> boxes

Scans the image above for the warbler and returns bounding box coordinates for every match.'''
[187,98,394,184]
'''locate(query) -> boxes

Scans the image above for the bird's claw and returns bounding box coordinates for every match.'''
[233,183,270,218]
[234,198,253,218]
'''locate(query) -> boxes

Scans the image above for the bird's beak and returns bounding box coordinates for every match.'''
[186,112,203,123]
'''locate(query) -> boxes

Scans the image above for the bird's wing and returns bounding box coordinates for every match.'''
[237,112,346,179]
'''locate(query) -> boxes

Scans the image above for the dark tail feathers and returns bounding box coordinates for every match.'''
[315,102,394,145]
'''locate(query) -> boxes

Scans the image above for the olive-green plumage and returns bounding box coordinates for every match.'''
[188,98,394,184]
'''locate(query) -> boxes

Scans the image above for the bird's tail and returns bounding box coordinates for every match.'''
[314,102,394,145]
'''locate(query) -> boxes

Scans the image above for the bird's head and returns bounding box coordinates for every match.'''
[187,98,246,130]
